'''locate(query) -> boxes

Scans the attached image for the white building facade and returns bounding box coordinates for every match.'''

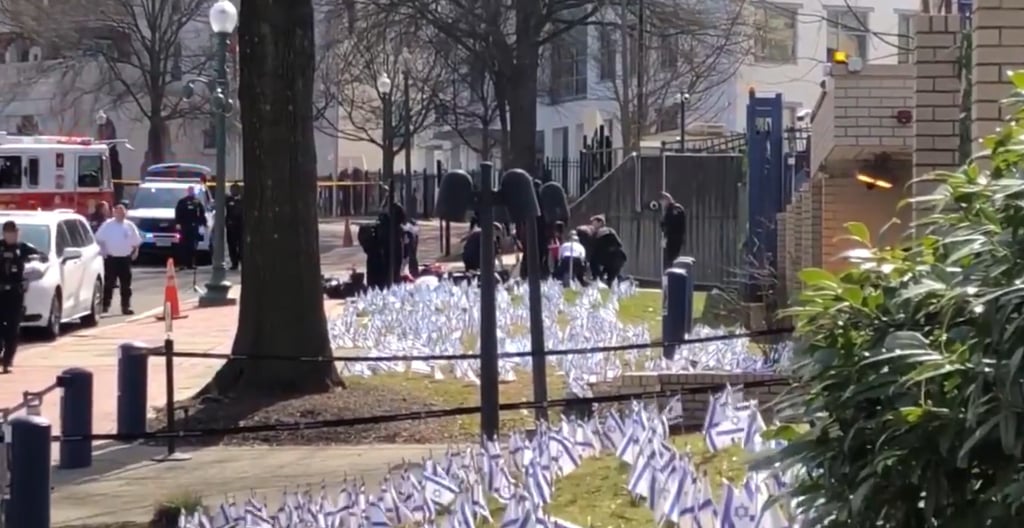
[416,0,921,170]
[0,4,344,182]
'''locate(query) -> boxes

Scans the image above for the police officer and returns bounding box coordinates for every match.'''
[381,201,407,283]
[174,186,207,270]
[225,183,243,270]
[358,220,387,289]
[0,221,43,373]
[589,215,628,285]
[659,192,687,270]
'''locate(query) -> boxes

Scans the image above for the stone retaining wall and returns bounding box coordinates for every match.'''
[616,371,789,429]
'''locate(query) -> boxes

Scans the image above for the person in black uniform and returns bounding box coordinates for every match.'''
[358,220,387,289]
[0,221,43,373]
[174,186,207,270]
[659,192,687,270]
[460,223,502,272]
[402,218,420,277]
[589,215,628,285]
[225,183,243,270]
[381,201,407,283]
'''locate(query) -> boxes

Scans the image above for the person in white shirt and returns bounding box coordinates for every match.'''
[554,231,588,286]
[94,203,142,315]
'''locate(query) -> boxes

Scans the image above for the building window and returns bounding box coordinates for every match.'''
[658,34,678,71]
[753,4,797,63]
[826,8,870,61]
[202,122,216,150]
[598,27,615,80]
[897,13,913,64]
[549,27,588,100]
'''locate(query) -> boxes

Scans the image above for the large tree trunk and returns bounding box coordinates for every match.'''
[203,0,342,397]
[146,113,166,166]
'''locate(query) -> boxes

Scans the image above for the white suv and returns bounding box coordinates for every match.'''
[0,210,105,339]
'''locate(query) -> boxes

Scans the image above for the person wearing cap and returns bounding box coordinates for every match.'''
[95,203,142,316]
[0,220,44,373]
[174,186,207,270]
[659,192,687,270]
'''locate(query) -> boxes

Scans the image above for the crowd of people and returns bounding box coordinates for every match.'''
[356,188,688,289]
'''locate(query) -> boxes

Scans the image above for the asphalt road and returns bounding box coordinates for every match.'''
[21,221,365,344]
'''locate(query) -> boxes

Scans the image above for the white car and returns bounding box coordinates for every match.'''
[0,210,105,339]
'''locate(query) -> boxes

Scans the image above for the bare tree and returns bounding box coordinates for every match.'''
[314,8,443,168]
[574,0,750,149]
[362,0,601,170]
[0,0,213,164]
[432,41,505,162]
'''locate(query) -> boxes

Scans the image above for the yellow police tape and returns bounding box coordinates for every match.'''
[112,180,384,188]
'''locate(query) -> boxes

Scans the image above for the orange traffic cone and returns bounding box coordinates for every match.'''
[342,218,354,248]
[155,258,189,321]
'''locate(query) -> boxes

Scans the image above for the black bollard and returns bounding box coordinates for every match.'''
[673,256,696,334]
[116,342,149,439]
[662,268,692,360]
[8,415,51,528]
[58,367,93,469]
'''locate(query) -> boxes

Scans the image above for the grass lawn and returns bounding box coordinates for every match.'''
[473,433,745,527]
[341,289,708,439]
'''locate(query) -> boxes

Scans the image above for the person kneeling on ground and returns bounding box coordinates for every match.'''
[553,231,588,286]
[460,222,503,272]
[589,215,628,285]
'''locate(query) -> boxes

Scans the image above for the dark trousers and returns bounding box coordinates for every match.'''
[407,235,419,276]
[664,238,683,270]
[366,253,387,289]
[178,233,199,268]
[554,256,587,286]
[0,288,22,368]
[226,225,242,267]
[103,256,133,309]
[598,250,627,285]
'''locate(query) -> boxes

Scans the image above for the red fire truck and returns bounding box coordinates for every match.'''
[0,133,122,215]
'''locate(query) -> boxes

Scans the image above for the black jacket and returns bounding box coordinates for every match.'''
[592,226,624,262]
[0,241,41,286]
[174,196,207,236]
[225,195,243,228]
[661,202,686,243]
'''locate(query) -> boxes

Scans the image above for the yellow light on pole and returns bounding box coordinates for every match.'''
[833,50,848,64]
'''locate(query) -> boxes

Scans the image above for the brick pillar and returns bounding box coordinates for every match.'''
[972,0,1024,150]
[913,14,962,227]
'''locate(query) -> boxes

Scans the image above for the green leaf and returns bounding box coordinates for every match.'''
[883,331,931,351]
[797,267,838,286]
[844,221,871,245]
[840,286,864,305]
[762,424,803,442]
[1009,70,1024,90]
[899,406,926,424]
[958,415,1000,467]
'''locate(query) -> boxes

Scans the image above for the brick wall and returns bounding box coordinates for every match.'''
[913,14,963,228]
[820,167,913,275]
[617,372,789,430]
[831,65,915,152]
[972,0,1024,149]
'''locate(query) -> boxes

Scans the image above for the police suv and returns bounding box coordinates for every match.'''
[0,209,105,340]
[126,177,213,263]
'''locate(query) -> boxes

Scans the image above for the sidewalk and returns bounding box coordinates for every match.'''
[52,444,444,525]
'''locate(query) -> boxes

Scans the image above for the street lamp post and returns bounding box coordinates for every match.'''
[194,0,238,307]
[377,74,397,287]
[677,92,690,151]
